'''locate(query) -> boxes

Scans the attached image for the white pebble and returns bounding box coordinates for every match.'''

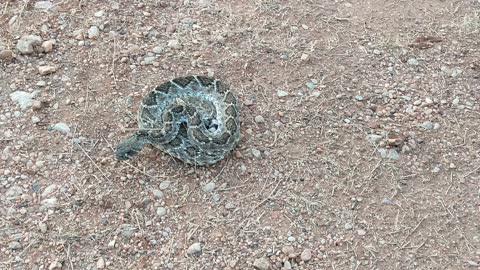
[156,207,167,217]
[186,243,202,255]
[88,26,100,39]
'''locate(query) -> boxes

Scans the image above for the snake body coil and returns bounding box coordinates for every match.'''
[116,76,240,165]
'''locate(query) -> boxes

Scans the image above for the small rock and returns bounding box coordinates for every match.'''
[300,249,312,262]
[94,10,104,17]
[373,49,382,55]
[344,223,353,230]
[156,207,167,217]
[366,134,382,145]
[37,80,47,87]
[433,123,441,130]
[441,66,452,75]
[48,260,62,270]
[88,26,100,39]
[300,53,309,61]
[401,145,411,153]
[254,115,265,123]
[41,197,58,210]
[152,189,164,198]
[421,121,434,130]
[96,258,105,269]
[451,68,462,78]
[432,166,441,173]
[251,148,261,158]
[152,46,163,54]
[287,236,296,242]
[41,184,57,198]
[277,90,288,97]
[253,257,270,270]
[159,181,170,190]
[357,229,366,236]
[38,65,57,75]
[186,242,202,255]
[9,241,22,250]
[202,182,216,193]
[382,198,393,205]
[34,1,53,9]
[378,148,400,160]
[39,222,48,233]
[32,184,42,193]
[108,239,116,249]
[16,35,42,54]
[225,202,236,209]
[212,193,220,202]
[452,97,460,105]
[10,91,34,109]
[181,18,196,25]
[144,56,156,64]
[306,81,316,90]
[407,58,419,66]
[310,90,321,97]
[0,49,14,62]
[167,39,181,49]
[354,95,364,101]
[282,245,294,256]
[467,261,479,267]
[387,149,400,160]
[41,40,54,53]
[120,224,137,239]
[51,123,71,133]
[283,261,292,270]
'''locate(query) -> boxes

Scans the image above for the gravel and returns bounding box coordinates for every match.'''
[38,65,57,75]
[0,1,477,269]
[186,242,202,255]
[42,40,54,52]
[357,229,367,236]
[16,35,42,54]
[152,46,163,54]
[202,182,216,193]
[41,197,58,210]
[407,57,419,66]
[88,26,100,39]
[251,148,262,158]
[10,91,35,109]
[254,115,265,123]
[366,134,382,145]
[34,1,53,9]
[277,90,289,97]
[152,189,164,198]
[9,241,22,250]
[167,39,181,49]
[421,121,434,129]
[50,123,71,133]
[159,181,170,190]
[300,249,312,261]
[96,257,106,269]
[0,49,14,62]
[253,257,270,270]
[156,207,167,217]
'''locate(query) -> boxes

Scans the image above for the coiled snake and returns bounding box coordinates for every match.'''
[116,76,240,165]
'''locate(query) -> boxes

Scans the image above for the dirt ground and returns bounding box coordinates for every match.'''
[1,0,480,269]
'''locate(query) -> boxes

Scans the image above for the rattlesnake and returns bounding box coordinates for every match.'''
[115,75,241,165]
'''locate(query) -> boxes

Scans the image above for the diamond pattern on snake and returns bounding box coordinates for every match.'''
[116,76,241,165]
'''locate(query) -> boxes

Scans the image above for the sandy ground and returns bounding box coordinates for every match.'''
[1,0,480,269]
